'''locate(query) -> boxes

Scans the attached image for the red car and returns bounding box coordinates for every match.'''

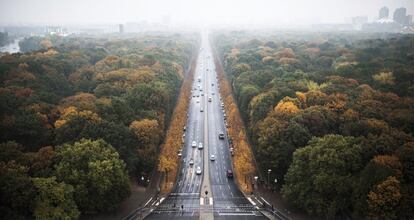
[226,170,233,178]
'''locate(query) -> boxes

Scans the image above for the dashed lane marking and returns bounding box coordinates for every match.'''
[247,197,256,206]
[209,197,214,205]
[144,197,153,207]
[260,197,271,206]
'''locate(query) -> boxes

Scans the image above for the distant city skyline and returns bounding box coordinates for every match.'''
[0,0,413,27]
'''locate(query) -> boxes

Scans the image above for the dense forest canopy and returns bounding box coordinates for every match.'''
[0,33,197,219]
[213,31,414,219]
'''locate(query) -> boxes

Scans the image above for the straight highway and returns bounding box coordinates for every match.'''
[143,32,269,220]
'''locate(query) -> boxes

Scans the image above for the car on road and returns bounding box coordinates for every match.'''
[197,94,199,97]
[198,142,203,149]
[196,99,199,103]
[192,141,197,148]
[200,107,204,112]
[226,170,233,178]
[196,166,202,175]
[189,158,194,166]
[219,132,225,139]
[208,97,212,102]
[210,154,215,161]
[201,93,204,96]
[212,92,215,95]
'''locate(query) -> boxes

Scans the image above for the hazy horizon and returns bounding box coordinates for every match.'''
[1,0,414,27]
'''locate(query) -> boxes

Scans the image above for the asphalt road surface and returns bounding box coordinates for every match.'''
[144,32,267,220]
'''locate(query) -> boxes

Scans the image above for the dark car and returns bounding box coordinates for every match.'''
[219,132,225,139]
[226,170,233,178]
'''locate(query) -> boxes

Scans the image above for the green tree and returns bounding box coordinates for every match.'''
[282,135,363,218]
[0,161,35,220]
[54,139,130,214]
[32,177,80,220]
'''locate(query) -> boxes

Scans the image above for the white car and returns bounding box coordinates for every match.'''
[189,158,194,166]
[198,142,203,149]
[208,97,212,102]
[196,166,202,175]
[200,107,204,112]
[192,141,197,148]
[210,154,215,161]
[196,99,199,103]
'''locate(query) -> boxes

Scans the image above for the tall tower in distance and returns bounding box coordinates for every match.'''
[393,7,408,25]
[379,6,389,19]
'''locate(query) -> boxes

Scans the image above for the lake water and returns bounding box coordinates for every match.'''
[0,38,21,54]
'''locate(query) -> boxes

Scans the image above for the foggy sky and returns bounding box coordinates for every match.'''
[1,0,413,26]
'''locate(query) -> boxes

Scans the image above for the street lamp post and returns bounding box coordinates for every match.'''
[267,169,272,187]
[254,176,258,190]
[274,178,278,191]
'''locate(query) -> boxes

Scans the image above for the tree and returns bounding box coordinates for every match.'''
[373,72,395,85]
[367,176,401,219]
[1,110,52,151]
[396,142,414,183]
[158,155,176,185]
[26,146,56,178]
[129,119,160,146]
[0,141,26,164]
[54,139,130,214]
[32,177,80,220]
[80,120,140,173]
[0,161,35,220]
[282,135,362,218]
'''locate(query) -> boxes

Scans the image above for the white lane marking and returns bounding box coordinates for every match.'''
[155,197,164,206]
[218,213,255,216]
[260,197,271,206]
[144,197,153,207]
[247,197,256,206]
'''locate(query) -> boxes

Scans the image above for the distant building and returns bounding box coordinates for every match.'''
[408,15,413,24]
[362,18,401,32]
[119,24,124,33]
[379,7,389,19]
[393,7,409,25]
[352,16,368,30]
[45,26,68,36]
